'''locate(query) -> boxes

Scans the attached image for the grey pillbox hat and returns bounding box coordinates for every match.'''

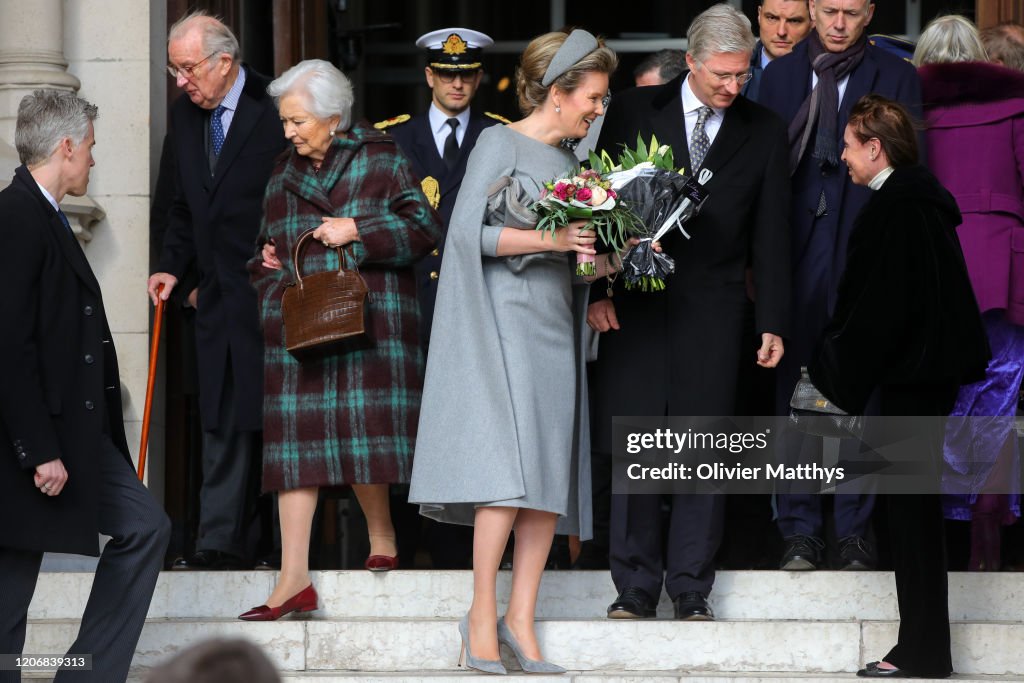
[541,29,600,87]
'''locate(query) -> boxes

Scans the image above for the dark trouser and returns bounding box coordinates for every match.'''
[197,363,260,556]
[609,492,724,600]
[0,435,170,683]
[876,384,957,678]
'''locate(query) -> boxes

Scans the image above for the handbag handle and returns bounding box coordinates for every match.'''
[290,227,359,286]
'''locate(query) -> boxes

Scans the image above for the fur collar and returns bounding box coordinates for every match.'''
[919,61,1024,105]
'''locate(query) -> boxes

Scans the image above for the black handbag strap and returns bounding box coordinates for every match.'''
[291,227,359,285]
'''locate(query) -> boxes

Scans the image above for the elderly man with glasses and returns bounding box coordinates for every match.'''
[148,10,287,571]
[590,3,790,622]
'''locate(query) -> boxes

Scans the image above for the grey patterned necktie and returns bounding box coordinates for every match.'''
[689,106,713,172]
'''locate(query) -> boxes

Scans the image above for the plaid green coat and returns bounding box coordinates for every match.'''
[249,123,441,491]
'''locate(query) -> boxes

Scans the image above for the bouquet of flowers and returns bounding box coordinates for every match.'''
[591,135,713,291]
[532,168,642,276]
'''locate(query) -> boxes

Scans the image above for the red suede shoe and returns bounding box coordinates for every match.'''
[364,555,399,572]
[238,583,318,621]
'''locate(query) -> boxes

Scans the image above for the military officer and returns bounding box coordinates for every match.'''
[377,27,507,345]
[379,28,506,570]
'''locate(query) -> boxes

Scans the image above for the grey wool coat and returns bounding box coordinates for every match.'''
[249,123,441,492]
[409,126,593,539]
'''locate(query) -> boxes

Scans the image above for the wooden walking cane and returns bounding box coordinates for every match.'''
[138,284,165,481]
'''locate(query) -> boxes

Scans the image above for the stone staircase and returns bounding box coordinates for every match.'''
[23,570,1024,681]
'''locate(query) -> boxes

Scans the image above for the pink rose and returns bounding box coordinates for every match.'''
[576,187,593,203]
[608,189,617,199]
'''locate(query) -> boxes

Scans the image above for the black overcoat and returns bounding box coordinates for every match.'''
[0,166,130,556]
[589,76,791,449]
[810,164,990,413]
[158,67,288,431]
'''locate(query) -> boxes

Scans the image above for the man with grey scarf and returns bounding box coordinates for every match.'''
[758,0,922,572]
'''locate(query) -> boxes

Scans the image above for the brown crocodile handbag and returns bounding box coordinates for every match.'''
[281,228,368,356]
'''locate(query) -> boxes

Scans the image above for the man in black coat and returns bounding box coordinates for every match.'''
[590,5,790,620]
[148,12,287,570]
[758,0,922,571]
[0,90,170,683]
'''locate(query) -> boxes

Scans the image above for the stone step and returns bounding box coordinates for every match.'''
[23,674,1024,682]
[27,570,1024,621]
[21,618,1024,676]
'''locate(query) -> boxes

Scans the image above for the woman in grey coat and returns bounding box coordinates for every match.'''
[409,30,626,673]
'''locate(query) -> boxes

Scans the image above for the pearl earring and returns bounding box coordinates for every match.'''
[555,105,561,113]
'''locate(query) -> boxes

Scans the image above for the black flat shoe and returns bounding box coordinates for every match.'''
[673,591,714,621]
[607,587,657,619]
[857,661,916,678]
[172,549,247,570]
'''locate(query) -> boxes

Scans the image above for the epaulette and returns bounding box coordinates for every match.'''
[485,112,511,125]
[869,34,916,63]
[374,114,411,130]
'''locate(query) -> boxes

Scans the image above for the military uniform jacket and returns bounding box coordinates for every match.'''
[0,166,130,556]
[387,109,500,341]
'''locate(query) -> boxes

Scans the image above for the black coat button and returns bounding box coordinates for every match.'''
[84,400,95,410]
[18,453,25,460]
[84,354,94,364]
[83,305,93,316]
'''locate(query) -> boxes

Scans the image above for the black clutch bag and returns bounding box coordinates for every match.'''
[789,367,864,439]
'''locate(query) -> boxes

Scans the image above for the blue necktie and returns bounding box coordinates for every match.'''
[57,209,74,237]
[210,105,227,156]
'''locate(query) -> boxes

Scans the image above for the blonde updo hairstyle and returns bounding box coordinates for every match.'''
[515,31,618,116]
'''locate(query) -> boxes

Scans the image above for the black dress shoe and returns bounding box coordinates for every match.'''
[857,661,919,678]
[839,535,876,570]
[607,587,657,619]
[673,591,714,621]
[171,549,246,570]
[780,534,824,570]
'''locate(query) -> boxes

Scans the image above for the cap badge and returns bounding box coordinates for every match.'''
[442,33,468,55]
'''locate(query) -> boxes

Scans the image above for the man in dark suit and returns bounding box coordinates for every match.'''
[759,0,921,571]
[379,28,504,570]
[0,90,170,683]
[743,0,812,101]
[148,11,287,570]
[590,4,790,620]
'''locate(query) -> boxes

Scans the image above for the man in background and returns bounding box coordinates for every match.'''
[380,28,505,569]
[981,22,1024,71]
[759,0,922,571]
[745,0,813,100]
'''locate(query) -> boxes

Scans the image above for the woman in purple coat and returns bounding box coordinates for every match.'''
[916,15,1024,570]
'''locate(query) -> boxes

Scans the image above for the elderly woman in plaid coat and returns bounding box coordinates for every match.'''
[243,59,440,621]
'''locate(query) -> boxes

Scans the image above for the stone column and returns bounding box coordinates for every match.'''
[0,0,104,239]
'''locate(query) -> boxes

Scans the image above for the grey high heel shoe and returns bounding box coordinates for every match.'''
[497,616,566,674]
[458,614,507,675]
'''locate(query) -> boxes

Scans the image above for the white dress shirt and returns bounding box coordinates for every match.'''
[428,104,471,159]
[811,72,851,109]
[681,75,725,149]
[213,65,246,136]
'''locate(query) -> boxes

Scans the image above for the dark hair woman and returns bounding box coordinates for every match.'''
[809,94,990,679]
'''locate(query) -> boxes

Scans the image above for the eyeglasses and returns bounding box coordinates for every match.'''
[697,61,754,86]
[430,68,481,84]
[167,52,219,80]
